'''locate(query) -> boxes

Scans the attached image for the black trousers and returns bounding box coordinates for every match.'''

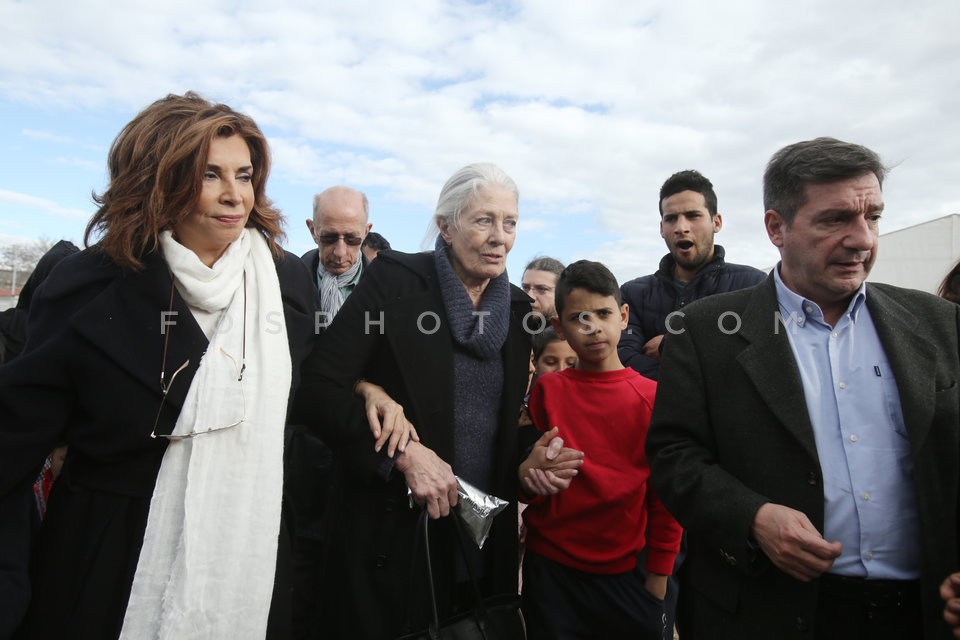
[814,574,922,640]
[521,550,665,640]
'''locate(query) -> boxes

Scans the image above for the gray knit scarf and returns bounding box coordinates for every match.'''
[433,237,509,493]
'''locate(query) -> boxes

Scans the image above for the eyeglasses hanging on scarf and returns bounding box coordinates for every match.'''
[151,273,247,440]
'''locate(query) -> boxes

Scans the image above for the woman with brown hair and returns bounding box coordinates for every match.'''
[0,92,318,639]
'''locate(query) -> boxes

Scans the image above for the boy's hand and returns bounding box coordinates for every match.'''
[644,573,668,600]
[518,427,584,497]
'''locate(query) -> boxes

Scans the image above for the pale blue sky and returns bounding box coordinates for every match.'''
[1,0,958,284]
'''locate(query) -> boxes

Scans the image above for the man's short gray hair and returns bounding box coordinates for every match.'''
[763,137,887,225]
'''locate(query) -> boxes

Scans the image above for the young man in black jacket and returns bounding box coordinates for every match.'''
[619,170,765,640]
[619,170,765,381]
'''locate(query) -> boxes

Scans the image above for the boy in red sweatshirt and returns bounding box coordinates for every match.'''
[519,260,682,640]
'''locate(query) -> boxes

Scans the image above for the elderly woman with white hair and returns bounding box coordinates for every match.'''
[294,163,580,639]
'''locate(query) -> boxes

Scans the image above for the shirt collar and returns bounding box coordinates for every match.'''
[773,263,867,328]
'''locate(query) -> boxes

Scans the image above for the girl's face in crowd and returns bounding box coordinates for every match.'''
[535,339,578,376]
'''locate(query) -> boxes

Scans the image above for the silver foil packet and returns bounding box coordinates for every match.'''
[405,477,508,548]
[455,476,508,549]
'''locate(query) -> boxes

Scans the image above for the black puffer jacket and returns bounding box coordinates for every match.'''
[618,246,766,380]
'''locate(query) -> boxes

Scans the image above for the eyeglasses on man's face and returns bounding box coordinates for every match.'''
[316,232,364,247]
[521,284,555,296]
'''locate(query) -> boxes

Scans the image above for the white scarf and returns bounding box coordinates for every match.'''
[318,257,361,321]
[120,229,290,640]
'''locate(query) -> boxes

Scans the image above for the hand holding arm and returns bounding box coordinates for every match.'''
[518,427,584,497]
[395,441,458,519]
[751,503,842,582]
[354,380,419,457]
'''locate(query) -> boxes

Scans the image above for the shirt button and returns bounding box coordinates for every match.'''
[831,332,839,339]
[865,551,874,560]
[804,306,814,314]
[862,492,871,501]
[838,382,847,389]
[807,472,818,486]
[849,434,858,443]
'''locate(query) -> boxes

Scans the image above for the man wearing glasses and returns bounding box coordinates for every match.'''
[303,185,374,328]
[290,185,372,639]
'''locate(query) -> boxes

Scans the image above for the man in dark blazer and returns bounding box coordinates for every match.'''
[287,185,372,639]
[647,137,959,640]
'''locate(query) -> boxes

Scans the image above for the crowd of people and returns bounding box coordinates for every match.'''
[0,90,958,640]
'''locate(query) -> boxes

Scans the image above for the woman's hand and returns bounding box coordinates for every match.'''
[395,441,459,519]
[354,380,419,457]
[518,427,584,497]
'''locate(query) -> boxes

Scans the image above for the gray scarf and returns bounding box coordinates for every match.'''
[318,257,362,321]
[433,237,509,494]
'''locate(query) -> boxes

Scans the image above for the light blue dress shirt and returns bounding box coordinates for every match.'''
[773,267,921,579]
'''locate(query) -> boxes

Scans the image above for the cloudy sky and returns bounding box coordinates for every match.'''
[1,0,958,284]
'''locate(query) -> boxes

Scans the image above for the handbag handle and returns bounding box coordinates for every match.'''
[420,509,442,637]
[411,507,492,639]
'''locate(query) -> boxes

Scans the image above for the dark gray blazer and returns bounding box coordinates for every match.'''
[647,274,960,640]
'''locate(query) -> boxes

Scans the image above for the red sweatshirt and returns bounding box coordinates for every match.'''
[523,367,682,575]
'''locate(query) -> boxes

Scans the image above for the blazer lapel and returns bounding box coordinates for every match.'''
[866,285,938,452]
[736,277,820,461]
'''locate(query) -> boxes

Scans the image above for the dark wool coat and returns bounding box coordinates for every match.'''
[293,249,532,640]
[647,275,960,640]
[0,246,317,639]
[285,248,371,542]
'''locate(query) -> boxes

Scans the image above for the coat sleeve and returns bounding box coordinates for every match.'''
[290,257,399,480]
[618,281,660,378]
[0,302,79,497]
[645,310,769,573]
[0,290,82,635]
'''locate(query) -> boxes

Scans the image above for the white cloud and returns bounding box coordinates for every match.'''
[0,0,957,280]
[21,129,74,143]
[0,190,90,220]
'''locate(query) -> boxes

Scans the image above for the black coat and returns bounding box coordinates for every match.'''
[285,248,371,541]
[0,240,79,363]
[0,246,317,639]
[293,250,532,640]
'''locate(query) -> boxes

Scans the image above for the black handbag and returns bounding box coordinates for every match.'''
[396,508,526,640]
